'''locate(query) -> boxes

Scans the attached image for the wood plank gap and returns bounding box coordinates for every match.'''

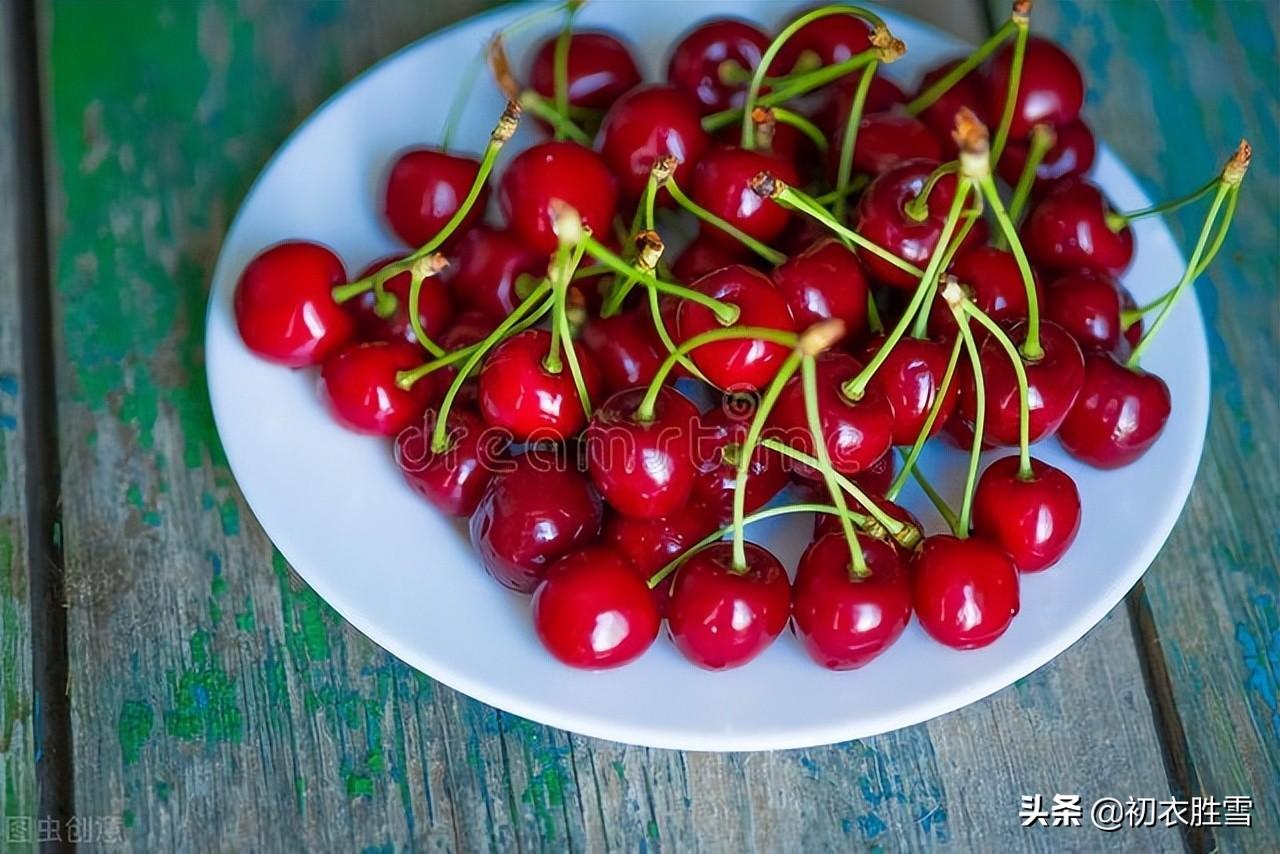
[8,0,75,841]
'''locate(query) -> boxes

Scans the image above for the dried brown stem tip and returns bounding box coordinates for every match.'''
[488,35,519,101]
[633,230,665,272]
[493,101,521,143]
[1011,0,1033,25]
[411,252,450,280]
[953,107,991,179]
[749,171,786,199]
[870,26,906,63]
[649,155,678,186]
[1223,139,1252,187]
[751,106,777,150]
[798,318,847,356]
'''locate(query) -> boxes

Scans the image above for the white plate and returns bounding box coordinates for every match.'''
[206,1,1209,750]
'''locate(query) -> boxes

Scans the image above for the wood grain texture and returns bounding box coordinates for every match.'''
[0,1,37,847]
[990,0,1280,849]
[33,0,1244,851]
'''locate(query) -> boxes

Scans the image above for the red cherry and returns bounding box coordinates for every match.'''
[772,351,895,475]
[984,36,1085,140]
[860,334,960,445]
[911,534,1020,649]
[602,505,718,614]
[477,328,602,441]
[829,111,943,180]
[930,245,1042,337]
[319,341,434,436]
[671,233,754,282]
[691,145,799,247]
[973,455,1081,572]
[529,31,642,117]
[585,386,700,519]
[432,310,497,405]
[667,541,791,670]
[383,148,487,249]
[395,408,509,516]
[693,401,790,525]
[1044,269,1142,355]
[792,534,911,669]
[676,265,796,391]
[580,310,668,394]
[532,546,660,669]
[667,19,770,114]
[772,238,869,335]
[234,241,354,367]
[1058,352,1171,468]
[772,13,872,79]
[598,85,711,200]
[443,226,546,320]
[345,256,453,345]
[498,141,619,254]
[815,75,907,139]
[814,494,920,560]
[854,158,987,289]
[852,451,895,496]
[1023,179,1135,275]
[470,452,604,593]
[915,59,989,155]
[998,119,1096,191]
[956,320,1085,446]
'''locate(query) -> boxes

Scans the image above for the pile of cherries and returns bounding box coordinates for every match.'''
[233,1,1248,672]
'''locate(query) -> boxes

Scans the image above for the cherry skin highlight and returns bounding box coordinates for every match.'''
[984,36,1085,140]
[598,84,710,200]
[860,333,960,446]
[395,408,510,516]
[383,148,487,249]
[469,452,604,593]
[532,546,661,669]
[346,256,453,346]
[235,241,354,367]
[973,456,1082,572]
[498,141,619,254]
[318,341,435,436]
[443,226,546,321]
[1022,179,1135,275]
[667,18,769,114]
[477,328,603,442]
[666,541,791,670]
[772,238,869,335]
[691,145,799,247]
[792,534,912,670]
[1043,269,1142,356]
[1057,352,1172,468]
[911,534,1020,650]
[529,31,643,117]
[998,119,1096,191]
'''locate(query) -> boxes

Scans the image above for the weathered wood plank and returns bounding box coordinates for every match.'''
[0,2,38,849]
[989,0,1280,848]
[41,0,1182,851]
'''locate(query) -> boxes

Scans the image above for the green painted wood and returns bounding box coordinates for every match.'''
[0,3,38,849]
[990,0,1280,849]
[37,0,1196,850]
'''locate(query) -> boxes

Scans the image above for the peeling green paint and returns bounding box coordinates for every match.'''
[164,630,242,744]
[118,699,154,765]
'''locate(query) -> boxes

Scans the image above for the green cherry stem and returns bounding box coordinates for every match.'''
[1002,123,1056,234]
[1105,175,1220,231]
[801,355,868,577]
[904,19,1018,116]
[551,2,578,139]
[902,162,959,223]
[962,298,1033,478]
[833,60,878,221]
[581,234,741,324]
[896,448,960,532]
[771,107,830,153]
[886,332,964,501]
[645,281,710,383]
[990,12,1030,166]
[665,177,786,265]
[549,241,594,418]
[812,175,870,207]
[405,259,450,358]
[908,205,981,340]
[977,173,1043,359]
[517,92,593,145]
[949,299,986,538]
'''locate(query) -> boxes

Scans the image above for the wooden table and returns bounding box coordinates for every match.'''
[1,0,1275,850]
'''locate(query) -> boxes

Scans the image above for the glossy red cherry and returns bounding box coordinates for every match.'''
[1043,269,1142,356]
[532,546,660,669]
[234,241,354,367]
[666,541,791,670]
[772,238,869,335]
[1023,179,1134,275]
[915,58,989,154]
[693,401,790,524]
[772,351,895,475]
[345,256,453,345]
[815,75,907,139]
[432,310,497,405]
[690,145,799,247]
[930,245,1042,337]
[529,31,642,117]
[671,233,754,282]
[395,408,509,516]
[603,505,718,614]
[443,226,546,320]
[911,534,1020,649]
[973,455,1081,572]
[667,18,769,114]
[580,310,668,394]
[477,328,602,441]
[998,119,1096,191]
[984,36,1085,140]
[771,13,872,80]
[1058,352,1171,468]
[383,148,487,249]
[854,158,987,289]
[830,111,943,180]
[792,534,911,669]
[853,451,895,496]
[319,341,434,436]
[956,320,1085,446]
[676,265,796,391]
[470,453,604,593]
[598,84,710,200]
[860,334,960,445]
[498,141,619,254]
[585,386,701,519]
